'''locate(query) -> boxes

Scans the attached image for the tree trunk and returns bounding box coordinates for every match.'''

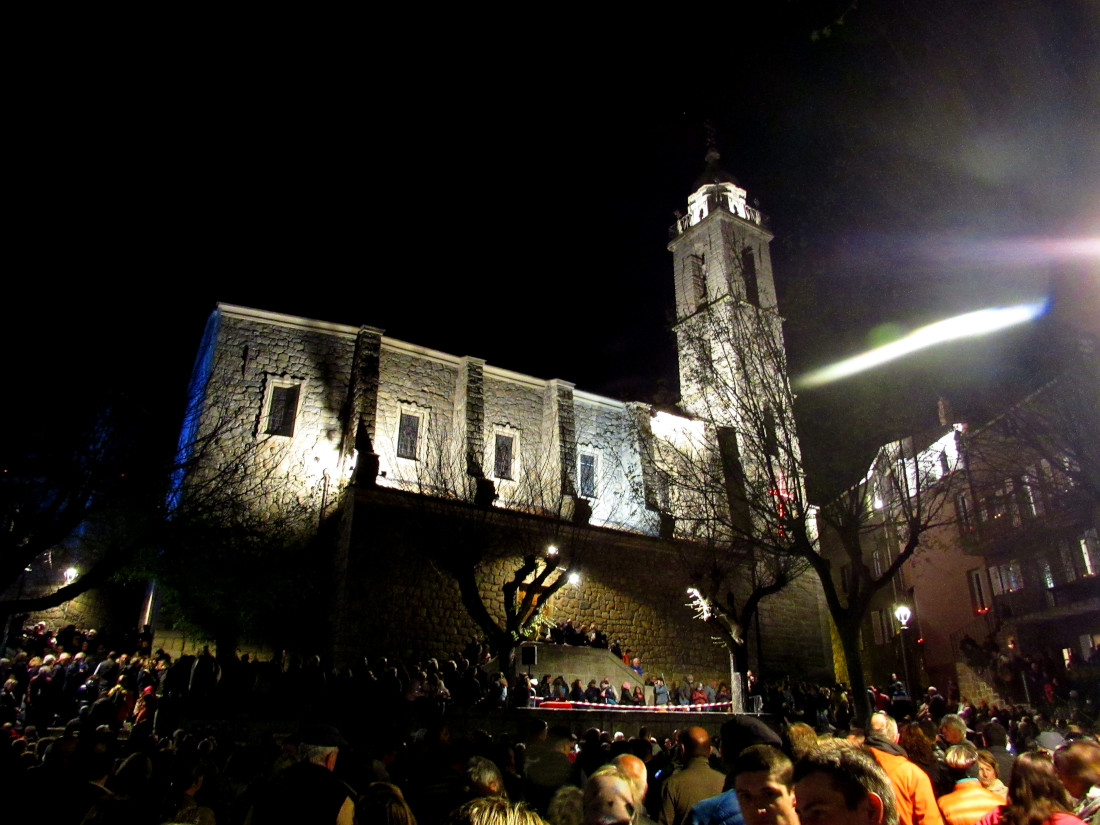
[840,620,872,724]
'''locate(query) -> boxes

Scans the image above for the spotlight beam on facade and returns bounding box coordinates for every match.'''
[795,302,1047,389]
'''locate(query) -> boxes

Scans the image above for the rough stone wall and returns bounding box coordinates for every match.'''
[572,398,653,531]
[375,344,460,486]
[194,309,357,518]
[752,567,833,680]
[335,494,733,684]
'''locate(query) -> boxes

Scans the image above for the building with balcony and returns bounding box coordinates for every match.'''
[829,348,1099,704]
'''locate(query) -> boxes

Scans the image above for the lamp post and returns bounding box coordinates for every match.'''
[894,604,913,698]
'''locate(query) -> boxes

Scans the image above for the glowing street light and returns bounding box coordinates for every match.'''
[547,545,558,557]
[894,604,913,695]
[894,604,912,629]
[64,568,78,586]
[568,572,581,586]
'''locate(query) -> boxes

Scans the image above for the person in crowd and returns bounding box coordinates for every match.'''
[571,680,588,703]
[586,763,641,825]
[898,724,944,792]
[601,680,619,706]
[980,724,1014,788]
[633,687,646,706]
[937,743,1004,825]
[447,795,548,824]
[793,739,899,825]
[654,678,670,707]
[613,752,658,824]
[249,724,356,825]
[787,722,819,763]
[691,714,784,825]
[359,781,419,825]
[734,745,799,825]
[1054,739,1100,825]
[975,752,1085,825]
[866,712,943,825]
[976,751,1008,798]
[661,726,725,825]
[586,681,603,704]
[621,682,637,706]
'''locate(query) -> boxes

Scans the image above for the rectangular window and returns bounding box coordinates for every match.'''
[1023,469,1044,516]
[1042,560,1055,589]
[494,434,514,480]
[397,412,420,460]
[579,453,597,498]
[968,569,991,613]
[741,246,759,306]
[872,551,883,578]
[870,610,891,646]
[1081,529,1099,577]
[957,493,973,532]
[265,384,300,437]
[689,254,706,308]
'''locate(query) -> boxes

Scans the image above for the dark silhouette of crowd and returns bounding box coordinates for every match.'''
[4,619,1100,825]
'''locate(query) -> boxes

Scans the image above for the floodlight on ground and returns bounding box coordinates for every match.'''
[568,572,581,586]
[64,568,78,585]
[547,545,558,557]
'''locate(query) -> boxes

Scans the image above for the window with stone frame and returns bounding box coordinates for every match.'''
[397,412,420,460]
[494,433,514,480]
[579,452,597,498]
[262,377,302,437]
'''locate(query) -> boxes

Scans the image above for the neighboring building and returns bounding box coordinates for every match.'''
[171,149,833,682]
[825,347,1099,703]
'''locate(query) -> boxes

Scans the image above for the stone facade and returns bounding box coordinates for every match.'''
[175,154,833,682]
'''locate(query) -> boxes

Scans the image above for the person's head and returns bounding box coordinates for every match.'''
[466,755,505,797]
[611,753,648,812]
[788,722,819,763]
[983,722,1008,748]
[297,724,343,771]
[446,796,544,825]
[680,726,713,759]
[584,764,637,824]
[793,740,898,825]
[734,745,797,825]
[869,713,898,743]
[548,785,585,825]
[1004,752,1073,825]
[1053,739,1100,800]
[940,715,967,746]
[721,715,783,763]
[944,742,980,780]
[976,750,1000,789]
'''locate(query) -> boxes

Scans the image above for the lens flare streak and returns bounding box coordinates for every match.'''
[796,302,1047,389]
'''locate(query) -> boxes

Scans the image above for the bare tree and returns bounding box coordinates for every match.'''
[366,423,612,682]
[650,223,963,719]
[813,430,963,721]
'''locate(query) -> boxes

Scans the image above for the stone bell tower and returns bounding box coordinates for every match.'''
[667,137,801,509]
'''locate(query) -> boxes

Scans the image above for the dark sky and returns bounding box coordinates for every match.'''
[8,1,1098,486]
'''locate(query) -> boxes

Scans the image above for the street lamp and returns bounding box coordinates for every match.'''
[894,604,913,697]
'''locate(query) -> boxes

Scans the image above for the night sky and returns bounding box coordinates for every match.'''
[8,2,1098,495]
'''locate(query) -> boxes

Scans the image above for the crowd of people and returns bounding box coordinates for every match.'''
[2,619,1100,825]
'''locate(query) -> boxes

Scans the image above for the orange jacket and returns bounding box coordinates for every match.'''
[938,780,1004,825]
[868,745,945,825]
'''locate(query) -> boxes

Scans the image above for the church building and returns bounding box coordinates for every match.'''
[175,150,833,685]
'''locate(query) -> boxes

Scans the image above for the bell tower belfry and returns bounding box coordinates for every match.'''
[667,139,801,507]
[668,140,787,420]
